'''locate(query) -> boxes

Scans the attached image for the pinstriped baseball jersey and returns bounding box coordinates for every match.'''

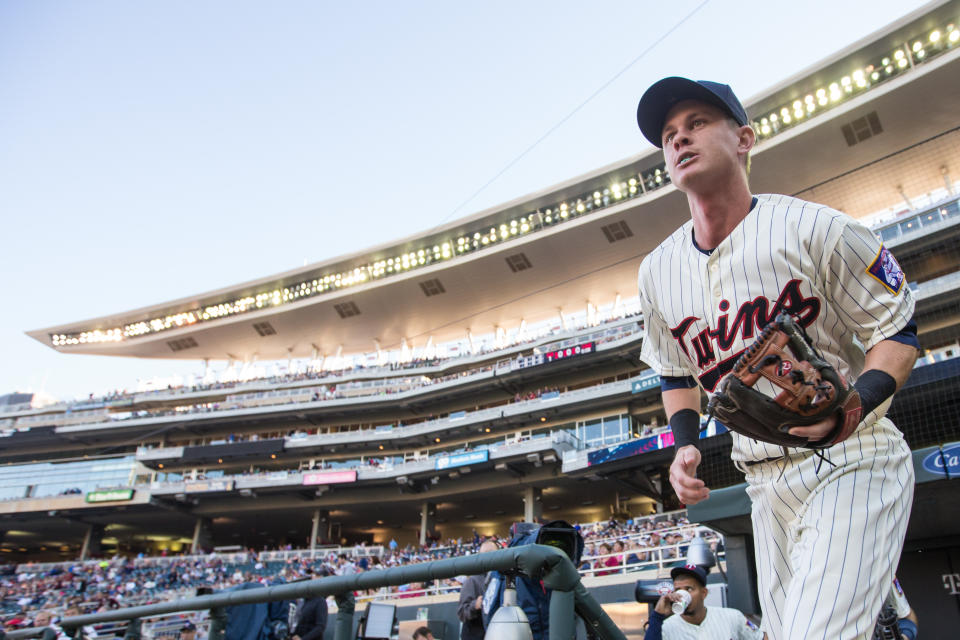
[638,193,915,463]
[744,416,913,640]
[662,606,763,639]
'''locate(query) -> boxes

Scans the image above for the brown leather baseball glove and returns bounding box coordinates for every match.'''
[707,313,863,449]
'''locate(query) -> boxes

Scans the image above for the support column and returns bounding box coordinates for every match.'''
[419,502,436,546]
[191,517,212,554]
[722,535,761,615]
[522,487,542,523]
[653,475,664,513]
[80,524,104,560]
[310,510,329,550]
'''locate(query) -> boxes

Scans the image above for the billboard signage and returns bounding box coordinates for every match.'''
[544,341,594,363]
[588,435,660,466]
[85,489,134,503]
[302,470,357,486]
[921,444,960,476]
[512,354,544,370]
[435,450,488,471]
[587,422,728,466]
[184,480,234,493]
[632,373,661,394]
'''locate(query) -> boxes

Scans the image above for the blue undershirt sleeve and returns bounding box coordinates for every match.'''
[885,315,919,349]
[644,610,664,640]
[660,376,697,392]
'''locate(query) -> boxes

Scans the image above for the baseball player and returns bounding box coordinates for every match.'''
[644,564,762,640]
[634,77,918,640]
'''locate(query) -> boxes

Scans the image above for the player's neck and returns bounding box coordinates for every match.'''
[681,606,708,625]
[686,181,753,250]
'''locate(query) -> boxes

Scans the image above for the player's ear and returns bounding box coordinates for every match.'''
[737,125,756,157]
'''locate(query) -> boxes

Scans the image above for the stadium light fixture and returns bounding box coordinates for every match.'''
[54,20,954,350]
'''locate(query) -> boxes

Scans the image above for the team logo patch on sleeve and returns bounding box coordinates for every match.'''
[867,245,905,294]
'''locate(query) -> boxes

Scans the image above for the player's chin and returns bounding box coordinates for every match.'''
[669,167,703,193]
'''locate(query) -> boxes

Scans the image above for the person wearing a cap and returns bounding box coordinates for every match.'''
[412,626,436,640]
[291,569,329,640]
[178,620,198,640]
[644,564,761,640]
[635,76,917,640]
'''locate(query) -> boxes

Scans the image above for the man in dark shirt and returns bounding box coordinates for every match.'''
[292,595,328,640]
[457,540,498,640]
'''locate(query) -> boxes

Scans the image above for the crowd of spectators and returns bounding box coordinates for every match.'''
[2,511,706,633]
[577,514,708,575]
[513,386,560,402]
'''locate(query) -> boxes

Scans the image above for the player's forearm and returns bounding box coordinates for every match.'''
[663,387,700,418]
[862,338,918,390]
[854,339,918,417]
[643,610,665,640]
[664,387,702,450]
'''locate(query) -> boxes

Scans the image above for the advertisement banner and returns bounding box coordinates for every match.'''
[587,423,728,466]
[435,450,488,471]
[302,470,358,486]
[543,341,594,363]
[918,442,960,480]
[588,435,660,466]
[85,489,134,503]
[632,373,661,394]
[184,479,235,493]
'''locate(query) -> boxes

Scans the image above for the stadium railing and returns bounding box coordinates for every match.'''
[6,545,629,640]
[22,321,644,431]
[17,314,643,422]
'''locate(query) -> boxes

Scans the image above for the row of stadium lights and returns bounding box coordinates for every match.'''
[51,169,666,347]
[753,24,959,140]
[50,22,956,348]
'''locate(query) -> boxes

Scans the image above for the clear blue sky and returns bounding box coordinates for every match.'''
[0,0,928,400]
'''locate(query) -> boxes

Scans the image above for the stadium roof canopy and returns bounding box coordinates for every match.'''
[28,0,960,362]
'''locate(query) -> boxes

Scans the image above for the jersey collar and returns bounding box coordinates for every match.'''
[691,196,759,256]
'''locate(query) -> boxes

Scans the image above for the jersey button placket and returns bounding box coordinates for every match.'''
[709,260,721,299]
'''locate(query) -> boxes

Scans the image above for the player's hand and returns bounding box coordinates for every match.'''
[474,595,482,610]
[653,591,684,616]
[669,445,709,505]
[787,414,837,440]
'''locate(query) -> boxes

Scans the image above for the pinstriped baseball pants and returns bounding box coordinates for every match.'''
[744,417,914,640]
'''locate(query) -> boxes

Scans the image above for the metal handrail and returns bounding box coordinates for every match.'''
[7,545,627,640]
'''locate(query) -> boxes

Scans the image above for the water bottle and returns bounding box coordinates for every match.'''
[671,590,692,615]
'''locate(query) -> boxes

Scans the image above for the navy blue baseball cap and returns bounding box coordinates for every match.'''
[637,77,748,148]
[671,563,708,586]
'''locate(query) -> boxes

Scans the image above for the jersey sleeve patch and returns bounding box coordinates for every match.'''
[867,245,905,294]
